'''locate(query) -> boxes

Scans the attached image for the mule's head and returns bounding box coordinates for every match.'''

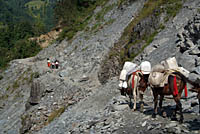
[138,74,149,93]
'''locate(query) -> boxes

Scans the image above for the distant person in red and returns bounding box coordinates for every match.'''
[47,58,51,67]
[55,59,59,69]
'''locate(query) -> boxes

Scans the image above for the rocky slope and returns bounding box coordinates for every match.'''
[0,0,200,134]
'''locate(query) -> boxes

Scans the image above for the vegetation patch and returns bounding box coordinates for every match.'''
[56,0,110,41]
[0,0,58,70]
[13,91,24,100]
[6,86,10,91]
[12,80,20,91]
[25,0,45,10]
[0,23,42,69]
[117,0,127,7]
[105,19,115,26]
[95,3,115,21]
[90,3,116,33]
[0,75,3,80]
[82,46,89,51]
[91,22,101,32]
[47,106,65,124]
[29,71,40,83]
[0,94,9,101]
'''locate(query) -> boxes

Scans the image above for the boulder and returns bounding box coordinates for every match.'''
[28,80,44,105]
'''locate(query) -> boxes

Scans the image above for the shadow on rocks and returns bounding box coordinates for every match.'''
[185,118,200,131]
[143,105,176,119]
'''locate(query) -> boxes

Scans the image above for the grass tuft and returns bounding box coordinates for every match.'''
[47,106,65,123]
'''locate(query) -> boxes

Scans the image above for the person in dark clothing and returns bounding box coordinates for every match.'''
[55,59,59,69]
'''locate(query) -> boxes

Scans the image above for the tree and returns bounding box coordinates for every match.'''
[13,39,41,59]
[54,0,78,26]
[13,21,34,40]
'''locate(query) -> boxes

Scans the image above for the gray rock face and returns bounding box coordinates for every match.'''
[137,0,200,101]
[135,0,200,75]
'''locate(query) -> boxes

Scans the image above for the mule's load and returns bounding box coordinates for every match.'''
[119,62,139,88]
[149,57,190,87]
[162,57,189,77]
[162,57,178,70]
[149,64,166,87]
[140,61,151,74]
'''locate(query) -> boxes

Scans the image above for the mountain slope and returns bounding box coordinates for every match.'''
[0,0,200,134]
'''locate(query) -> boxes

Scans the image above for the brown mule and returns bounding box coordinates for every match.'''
[151,71,187,123]
[120,72,149,112]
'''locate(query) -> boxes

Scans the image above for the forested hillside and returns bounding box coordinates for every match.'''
[0,0,58,69]
[0,0,113,70]
[0,0,57,31]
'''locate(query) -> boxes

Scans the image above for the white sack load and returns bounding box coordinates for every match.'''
[122,61,138,76]
[149,71,165,87]
[176,67,190,78]
[151,64,165,73]
[119,70,127,81]
[162,57,178,69]
[119,62,138,88]
[149,63,167,87]
[119,79,128,88]
[140,61,151,74]
[162,57,190,77]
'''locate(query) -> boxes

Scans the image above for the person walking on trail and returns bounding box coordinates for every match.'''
[55,60,59,69]
[51,62,55,69]
[47,58,51,67]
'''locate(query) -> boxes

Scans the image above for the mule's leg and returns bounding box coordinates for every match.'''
[132,76,138,111]
[139,91,144,112]
[172,105,177,119]
[128,95,133,109]
[174,97,184,123]
[120,88,126,96]
[198,93,200,114]
[133,90,137,111]
[159,95,166,117]
[178,101,183,123]
[152,90,158,118]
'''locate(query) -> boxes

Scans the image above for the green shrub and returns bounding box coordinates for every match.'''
[0,21,42,69]
[0,75,3,80]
